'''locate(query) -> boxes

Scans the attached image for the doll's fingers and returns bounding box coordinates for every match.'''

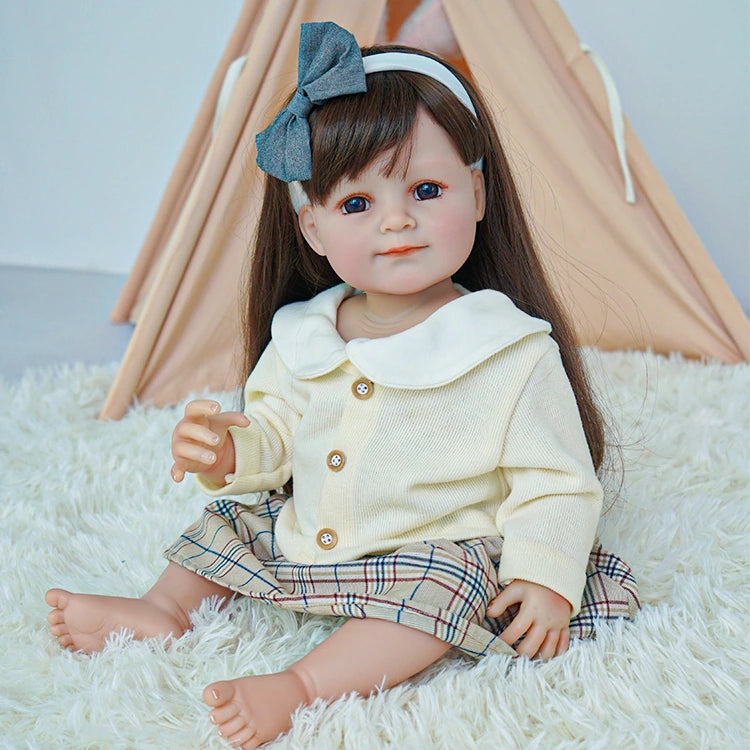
[211,411,250,430]
[555,628,570,657]
[175,420,221,448]
[486,584,522,618]
[184,399,221,419]
[170,463,185,483]
[172,441,217,468]
[514,623,546,659]
[497,612,531,649]
[537,630,562,661]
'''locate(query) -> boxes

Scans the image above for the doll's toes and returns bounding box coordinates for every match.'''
[57,634,75,650]
[49,622,70,638]
[225,724,259,748]
[219,715,258,745]
[47,608,65,626]
[204,680,237,710]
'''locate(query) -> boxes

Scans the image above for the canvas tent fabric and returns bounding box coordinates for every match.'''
[101,0,750,420]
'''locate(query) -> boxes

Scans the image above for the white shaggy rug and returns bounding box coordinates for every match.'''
[1,350,748,749]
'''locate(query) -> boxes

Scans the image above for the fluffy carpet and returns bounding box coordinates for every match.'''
[1,350,747,749]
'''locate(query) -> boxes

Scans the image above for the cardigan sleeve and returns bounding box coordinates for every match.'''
[495,342,602,614]
[196,342,302,497]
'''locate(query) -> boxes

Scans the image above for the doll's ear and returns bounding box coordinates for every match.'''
[298,205,326,257]
[472,168,486,222]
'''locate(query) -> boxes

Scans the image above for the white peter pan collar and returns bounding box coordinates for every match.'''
[271,284,551,389]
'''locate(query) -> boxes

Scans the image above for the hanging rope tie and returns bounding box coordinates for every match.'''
[581,43,636,204]
[213,55,247,136]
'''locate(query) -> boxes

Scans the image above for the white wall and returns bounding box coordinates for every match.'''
[0,0,243,273]
[1,1,748,313]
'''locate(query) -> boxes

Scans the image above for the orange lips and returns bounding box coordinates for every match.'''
[380,245,426,256]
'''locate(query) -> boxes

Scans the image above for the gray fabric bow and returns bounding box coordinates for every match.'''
[255,22,367,182]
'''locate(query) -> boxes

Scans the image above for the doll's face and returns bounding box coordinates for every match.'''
[298,108,485,298]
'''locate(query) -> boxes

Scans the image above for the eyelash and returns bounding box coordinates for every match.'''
[337,182,445,215]
[413,182,444,201]
[338,194,371,215]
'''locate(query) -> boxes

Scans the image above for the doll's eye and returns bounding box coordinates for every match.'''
[341,196,369,214]
[414,182,442,201]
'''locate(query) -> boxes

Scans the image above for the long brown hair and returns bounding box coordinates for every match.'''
[242,44,605,470]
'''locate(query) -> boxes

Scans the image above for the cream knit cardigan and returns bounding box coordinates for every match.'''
[199,285,602,613]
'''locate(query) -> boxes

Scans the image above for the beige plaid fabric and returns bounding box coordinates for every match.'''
[166,494,640,657]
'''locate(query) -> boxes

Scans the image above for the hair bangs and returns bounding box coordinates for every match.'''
[303,62,486,205]
[304,73,422,203]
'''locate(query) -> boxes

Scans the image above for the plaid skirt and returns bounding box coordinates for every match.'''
[165,494,640,658]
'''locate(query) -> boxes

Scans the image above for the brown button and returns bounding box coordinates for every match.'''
[326,450,346,471]
[317,528,338,549]
[352,378,374,400]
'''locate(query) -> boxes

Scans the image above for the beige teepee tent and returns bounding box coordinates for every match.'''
[101,0,749,420]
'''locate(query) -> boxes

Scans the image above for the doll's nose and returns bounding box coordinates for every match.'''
[379,202,416,233]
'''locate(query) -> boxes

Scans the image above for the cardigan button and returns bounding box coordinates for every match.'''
[351,378,374,400]
[316,528,338,549]
[326,450,346,471]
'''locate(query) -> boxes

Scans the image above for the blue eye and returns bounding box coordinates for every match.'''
[414,182,442,201]
[341,196,369,214]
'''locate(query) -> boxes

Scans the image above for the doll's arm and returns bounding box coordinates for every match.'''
[495,343,602,616]
[170,399,250,487]
[486,579,571,659]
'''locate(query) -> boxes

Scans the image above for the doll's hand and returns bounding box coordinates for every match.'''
[170,400,250,485]
[487,579,572,660]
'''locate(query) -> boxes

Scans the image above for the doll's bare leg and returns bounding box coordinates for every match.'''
[204,617,451,749]
[45,561,233,653]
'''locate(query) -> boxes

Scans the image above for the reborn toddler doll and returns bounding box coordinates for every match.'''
[47,22,639,749]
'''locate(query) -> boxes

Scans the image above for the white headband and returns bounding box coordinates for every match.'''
[289,52,482,213]
[363,52,477,115]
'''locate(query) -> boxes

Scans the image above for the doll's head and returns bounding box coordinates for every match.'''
[251,26,531,302]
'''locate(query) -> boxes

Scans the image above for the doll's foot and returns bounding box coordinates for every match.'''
[204,670,311,749]
[45,588,191,654]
